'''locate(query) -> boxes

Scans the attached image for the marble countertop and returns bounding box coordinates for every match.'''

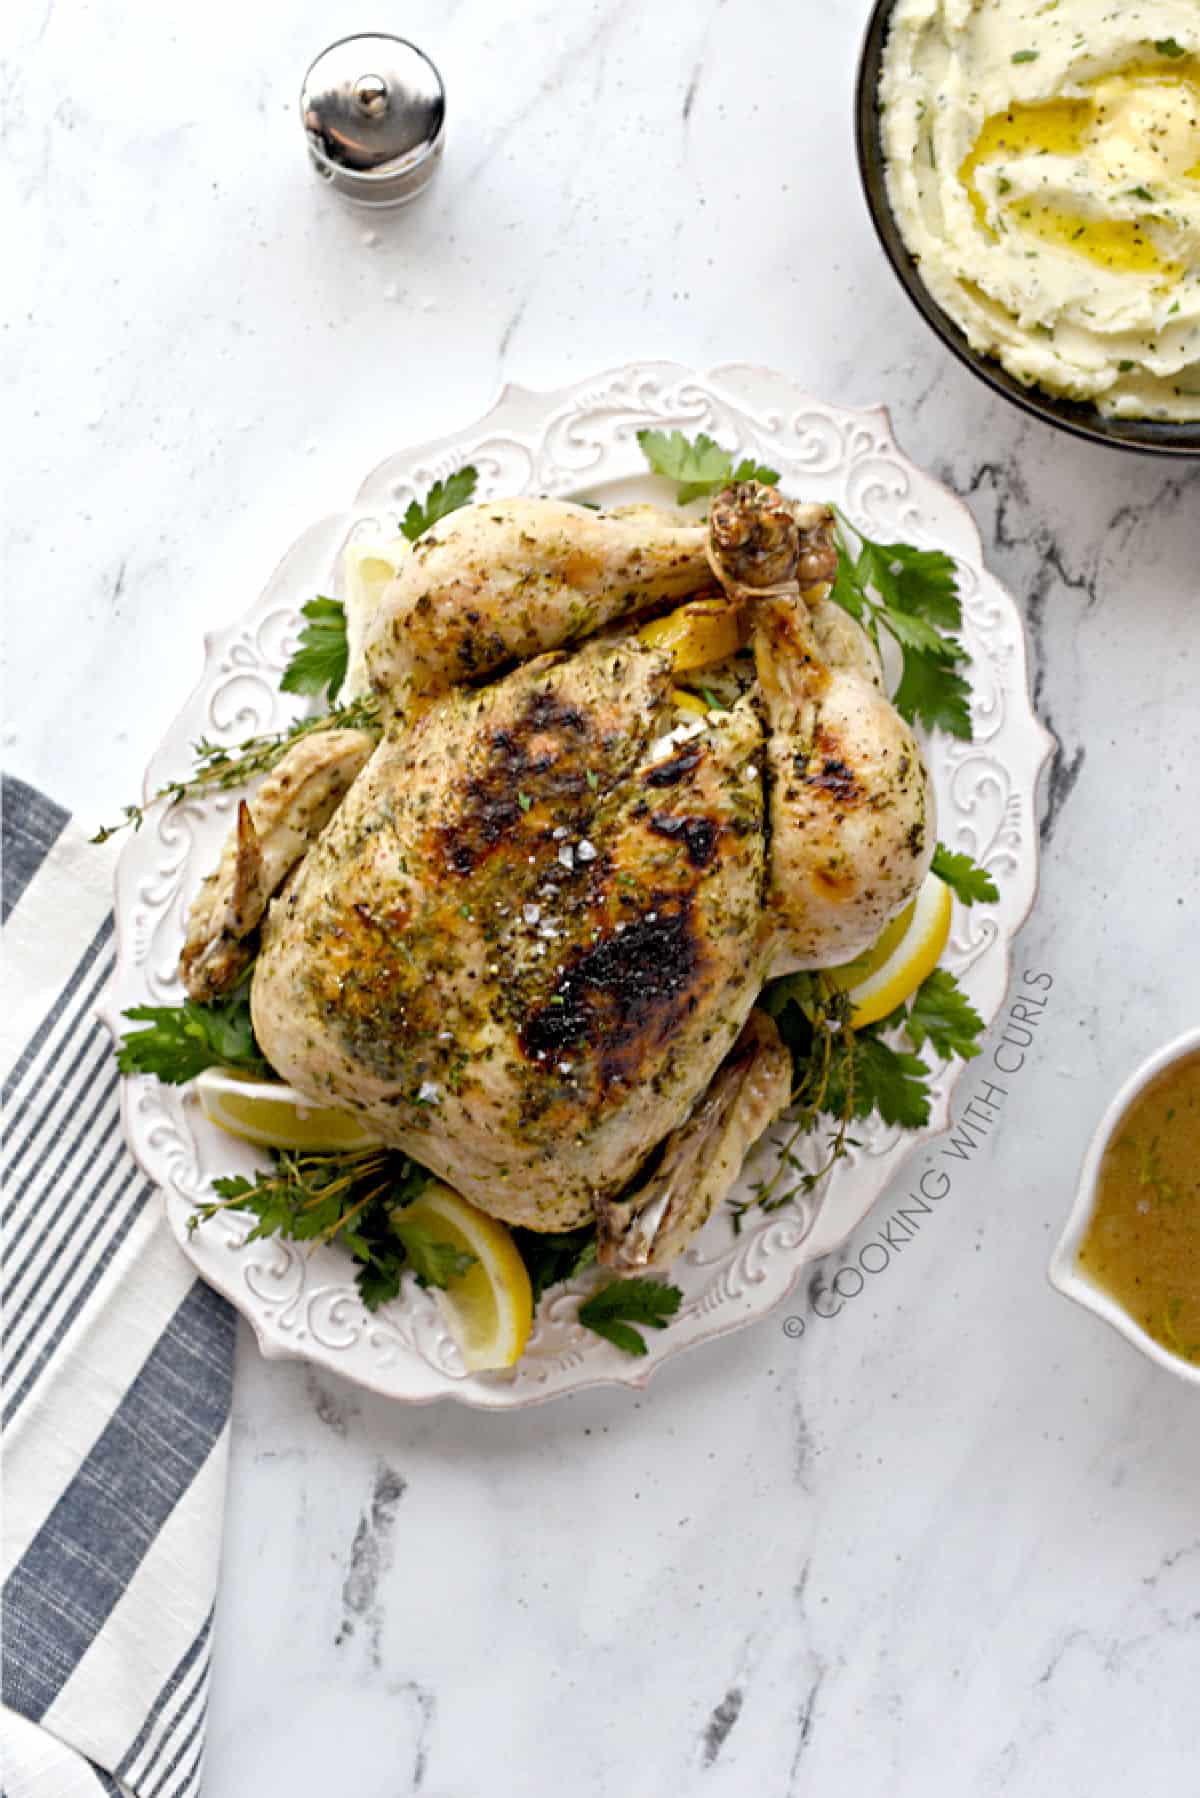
[9,0,1199,1792]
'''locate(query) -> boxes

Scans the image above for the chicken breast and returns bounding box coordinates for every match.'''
[252,635,769,1228]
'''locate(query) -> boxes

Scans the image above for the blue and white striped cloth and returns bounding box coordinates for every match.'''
[2,777,234,1798]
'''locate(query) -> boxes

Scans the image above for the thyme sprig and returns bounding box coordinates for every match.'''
[732,960,984,1230]
[188,1146,472,1311]
[91,692,382,843]
[731,975,858,1228]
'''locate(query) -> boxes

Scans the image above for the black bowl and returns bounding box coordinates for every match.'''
[854,0,1200,458]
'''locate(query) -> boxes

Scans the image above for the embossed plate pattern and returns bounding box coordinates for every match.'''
[103,363,1053,1407]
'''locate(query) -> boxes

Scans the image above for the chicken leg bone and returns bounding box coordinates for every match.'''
[707,482,936,974]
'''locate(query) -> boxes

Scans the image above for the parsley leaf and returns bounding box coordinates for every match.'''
[400,466,478,541]
[857,540,963,631]
[631,433,973,740]
[826,1031,932,1130]
[877,604,962,661]
[279,596,349,702]
[577,1276,683,1356]
[831,514,973,740]
[1154,37,1186,58]
[354,1243,411,1311]
[731,454,782,485]
[892,647,974,739]
[931,843,999,905]
[512,1224,598,1302]
[1011,48,1039,62]
[636,428,779,505]
[389,1217,476,1288]
[117,994,269,1083]
[905,968,985,1063]
[194,1148,438,1312]
[759,969,821,1024]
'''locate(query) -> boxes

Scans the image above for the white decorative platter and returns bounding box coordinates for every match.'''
[103,362,1054,1408]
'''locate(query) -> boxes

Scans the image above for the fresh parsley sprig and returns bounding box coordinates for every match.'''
[637,429,780,505]
[401,466,478,540]
[831,511,973,739]
[577,1276,683,1356]
[280,596,349,704]
[116,992,269,1083]
[635,428,974,740]
[739,960,987,1226]
[904,969,985,1063]
[269,469,482,698]
[189,1147,469,1312]
[511,1223,598,1302]
[389,1215,477,1291]
[931,843,999,905]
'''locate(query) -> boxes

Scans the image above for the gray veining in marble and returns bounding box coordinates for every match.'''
[7,0,1199,1792]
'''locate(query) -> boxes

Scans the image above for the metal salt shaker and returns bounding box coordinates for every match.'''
[300,34,445,207]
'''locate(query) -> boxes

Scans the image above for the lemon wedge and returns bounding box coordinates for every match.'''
[831,871,953,1029]
[343,535,410,610]
[396,1181,533,1371]
[342,535,412,696]
[195,1068,384,1152]
[639,596,744,672]
[670,687,711,721]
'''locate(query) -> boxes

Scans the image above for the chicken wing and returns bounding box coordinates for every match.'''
[180,728,375,1001]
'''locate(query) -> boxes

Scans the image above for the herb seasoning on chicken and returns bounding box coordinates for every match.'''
[179,485,935,1267]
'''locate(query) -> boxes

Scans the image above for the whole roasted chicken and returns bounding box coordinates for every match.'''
[181,484,934,1267]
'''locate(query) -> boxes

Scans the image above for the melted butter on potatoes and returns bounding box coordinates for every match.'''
[881,2,1200,420]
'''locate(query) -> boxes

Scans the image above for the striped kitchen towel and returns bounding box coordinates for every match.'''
[2,776,235,1798]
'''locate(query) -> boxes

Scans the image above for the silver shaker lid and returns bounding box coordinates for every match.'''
[300,34,445,207]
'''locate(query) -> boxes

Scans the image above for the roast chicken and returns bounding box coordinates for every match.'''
[180,483,935,1266]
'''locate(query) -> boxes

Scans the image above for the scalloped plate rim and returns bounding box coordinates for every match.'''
[100,361,1054,1408]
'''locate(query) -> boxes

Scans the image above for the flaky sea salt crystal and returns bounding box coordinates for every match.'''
[648,718,706,762]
